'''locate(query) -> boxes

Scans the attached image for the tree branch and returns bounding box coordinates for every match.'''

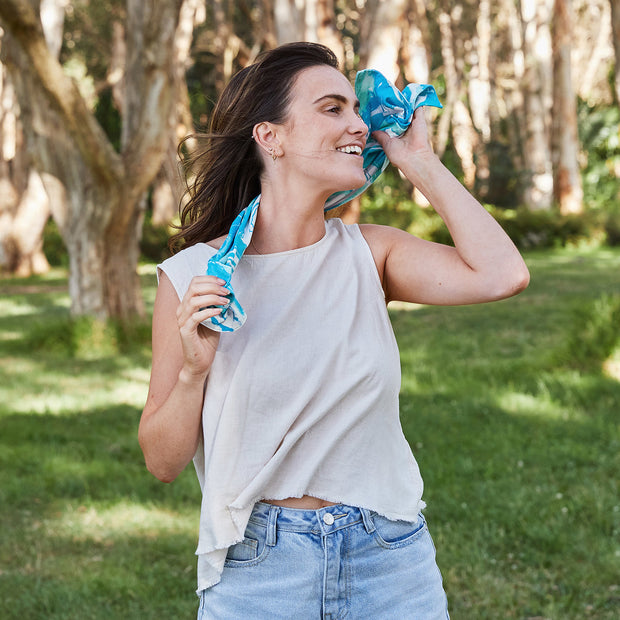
[0,0,123,185]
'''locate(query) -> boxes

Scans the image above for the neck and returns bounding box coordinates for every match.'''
[250,176,331,254]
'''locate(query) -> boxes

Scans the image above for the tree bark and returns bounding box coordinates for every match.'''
[552,0,583,214]
[358,0,408,81]
[611,0,620,103]
[0,0,67,276]
[317,0,344,65]
[467,0,492,197]
[402,0,431,85]
[274,0,315,43]
[0,0,184,320]
[437,7,478,190]
[152,0,205,227]
[519,0,554,210]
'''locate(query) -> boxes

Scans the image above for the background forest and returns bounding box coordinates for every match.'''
[0,0,619,321]
[0,2,619,619]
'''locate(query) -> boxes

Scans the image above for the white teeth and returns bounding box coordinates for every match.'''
[337,145,362,155]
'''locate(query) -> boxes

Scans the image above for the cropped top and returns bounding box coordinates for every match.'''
[157,218,425,593]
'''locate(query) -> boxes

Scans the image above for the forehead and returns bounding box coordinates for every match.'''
[290,65,355,104]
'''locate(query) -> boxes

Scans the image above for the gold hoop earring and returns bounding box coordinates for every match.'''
[271,149,278,162]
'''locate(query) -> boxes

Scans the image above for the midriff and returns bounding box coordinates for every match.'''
[263,495,338,509]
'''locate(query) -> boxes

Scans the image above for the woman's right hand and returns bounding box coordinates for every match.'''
[176,275,230,378]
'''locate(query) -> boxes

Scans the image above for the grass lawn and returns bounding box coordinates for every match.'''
[0,248,619,619]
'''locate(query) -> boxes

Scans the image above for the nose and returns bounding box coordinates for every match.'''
[349,110,368,138]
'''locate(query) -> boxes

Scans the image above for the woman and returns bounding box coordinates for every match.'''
[139,42,529,619]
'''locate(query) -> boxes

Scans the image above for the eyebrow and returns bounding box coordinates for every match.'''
[313,93,360,109]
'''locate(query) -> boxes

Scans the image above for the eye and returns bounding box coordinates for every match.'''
[326,105,341,114]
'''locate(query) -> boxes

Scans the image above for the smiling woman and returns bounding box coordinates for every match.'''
[138,41,529,619]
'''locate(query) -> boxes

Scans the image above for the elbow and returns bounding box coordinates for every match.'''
[138,431,180,484]
[512,263,531,295]
[495,263,530,300]
[147,464,178,484]
[143,452,180,483]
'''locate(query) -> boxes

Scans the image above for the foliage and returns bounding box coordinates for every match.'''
[140,211,173,264]
[578,100,620,213]
[42,219,68,268]
[43,211,172,267]
[1,250,619,618]
[560,294,620,370]
[360,168,611,249]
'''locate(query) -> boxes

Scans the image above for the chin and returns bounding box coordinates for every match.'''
[341,173,366,191]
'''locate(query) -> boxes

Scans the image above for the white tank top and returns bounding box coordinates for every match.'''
[157,218,425,593]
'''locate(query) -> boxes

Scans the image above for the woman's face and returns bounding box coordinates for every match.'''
[275,65,369,194]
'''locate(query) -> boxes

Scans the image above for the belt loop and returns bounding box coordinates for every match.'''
[266,505,280,547]
[360,507,375,534]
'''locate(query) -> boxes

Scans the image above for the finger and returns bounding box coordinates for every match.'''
[371,129,389,148]
[177,294,230,326]
[183,282,230,302]
[179,305,223,335]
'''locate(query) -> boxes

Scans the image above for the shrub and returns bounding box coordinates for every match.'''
[559,293,620,370]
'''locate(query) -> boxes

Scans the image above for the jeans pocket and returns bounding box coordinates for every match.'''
[371,512,427,550]
[224,520,270,567]
[225,536,258,562]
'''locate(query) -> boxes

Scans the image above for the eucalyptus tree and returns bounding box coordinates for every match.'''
[0,0,188,320]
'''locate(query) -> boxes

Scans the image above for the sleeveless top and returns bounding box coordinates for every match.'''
[157,219,426,593]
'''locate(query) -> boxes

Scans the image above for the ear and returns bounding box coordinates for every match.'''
[253,122,283,159]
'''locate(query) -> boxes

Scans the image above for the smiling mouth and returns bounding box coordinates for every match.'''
[336,145,363,155]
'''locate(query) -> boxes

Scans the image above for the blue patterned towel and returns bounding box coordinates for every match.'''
[204,69,442,332]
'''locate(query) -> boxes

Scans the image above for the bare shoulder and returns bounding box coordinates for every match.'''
[359,223,414,246]
[206,234,227,251]
[358,223,425,260]
[358,223,419,290]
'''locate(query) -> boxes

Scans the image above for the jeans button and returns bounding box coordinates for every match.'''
[323,513,335,525]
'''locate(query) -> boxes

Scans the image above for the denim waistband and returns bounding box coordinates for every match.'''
[250,501,377,537]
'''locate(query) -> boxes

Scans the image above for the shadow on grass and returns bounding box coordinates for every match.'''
[0,404,199,511]
[396,350,619,618]
[0,528,199,620]
[0,404,202,619]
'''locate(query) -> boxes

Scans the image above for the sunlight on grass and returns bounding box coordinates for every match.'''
[603,346,620,381]
[0,298,48,316]
[1,249,619,619]
[0,330,23,342]
[47,501,198,542]
[1,358,150,415]
[496,390,573,421]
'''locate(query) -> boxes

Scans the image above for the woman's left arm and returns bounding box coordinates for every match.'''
[362,110,530,305]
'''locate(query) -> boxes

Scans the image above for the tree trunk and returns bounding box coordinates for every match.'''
[0,0,184,321]
[552,0,583,214]
[467,0,491,197]
[611,0,620,103]
[274,0,312,43]
[402,0,431,85]
[519,0,554,210]
[1,170,51,276]
[437,7,478,190]
[435,11,456,159]
[501,0,527,200]
[152,0,205,227]
[0,0,67,276]
[317,0,344,65]
[358,0,408,81]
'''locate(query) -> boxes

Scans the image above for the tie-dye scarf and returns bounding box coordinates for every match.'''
[205,69,442,332]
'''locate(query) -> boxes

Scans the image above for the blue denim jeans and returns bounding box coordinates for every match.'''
[198,501,449,619]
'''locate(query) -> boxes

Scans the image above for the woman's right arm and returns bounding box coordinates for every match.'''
[138,272,229,483]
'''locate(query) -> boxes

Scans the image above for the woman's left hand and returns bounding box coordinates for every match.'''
[371,108,434,169]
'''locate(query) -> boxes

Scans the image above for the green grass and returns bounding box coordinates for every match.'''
[1,251,619,619]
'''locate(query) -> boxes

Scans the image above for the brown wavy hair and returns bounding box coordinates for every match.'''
[169,42,340,252]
